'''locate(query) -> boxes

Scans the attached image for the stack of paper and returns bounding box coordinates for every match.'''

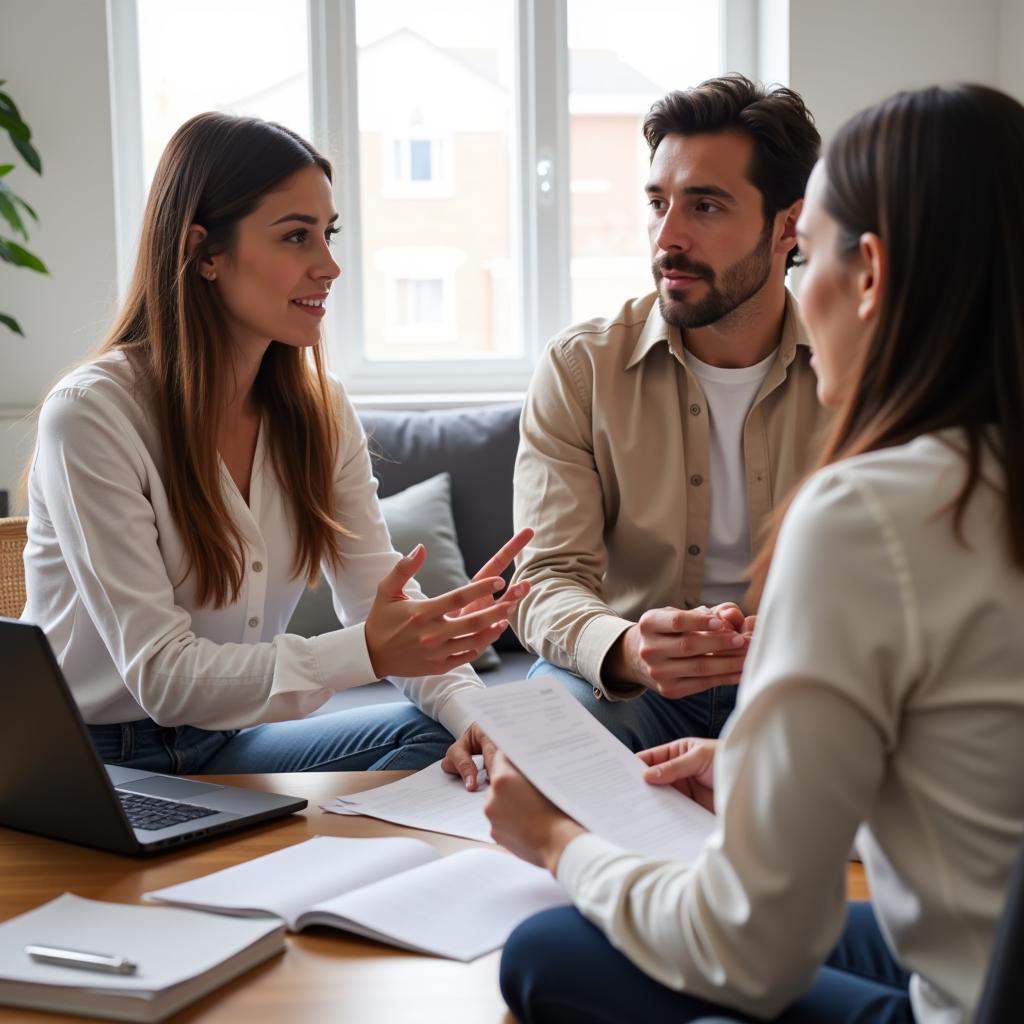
[323,757,494,843]
[0,894,284,1023]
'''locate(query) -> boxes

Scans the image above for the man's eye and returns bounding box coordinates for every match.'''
[648,198,666,211]
[695,201,719,214]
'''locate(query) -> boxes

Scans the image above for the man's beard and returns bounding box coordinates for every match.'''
[654,222,774,329]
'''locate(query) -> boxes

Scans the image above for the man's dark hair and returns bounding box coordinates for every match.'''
[643,74,820,269]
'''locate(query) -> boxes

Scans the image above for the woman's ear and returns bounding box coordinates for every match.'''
[185,224,216,282]
[856,232,885,322]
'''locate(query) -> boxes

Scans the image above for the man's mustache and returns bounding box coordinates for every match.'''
[653,255,715,281]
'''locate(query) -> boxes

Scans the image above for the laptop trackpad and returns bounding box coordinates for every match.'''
[118,776,224,800]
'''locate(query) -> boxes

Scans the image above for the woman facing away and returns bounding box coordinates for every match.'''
[21,112,532,775]
[483,83,1024,1023]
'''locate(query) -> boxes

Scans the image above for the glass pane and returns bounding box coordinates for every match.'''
[136,0,310,189]
[397,278,444,326]
[567,0,721,323]
[356,0,519,360]
[409,140,433,182]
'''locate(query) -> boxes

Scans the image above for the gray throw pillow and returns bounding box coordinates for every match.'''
[286,472,500,672]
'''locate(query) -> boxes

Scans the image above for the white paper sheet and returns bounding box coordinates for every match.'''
[302,848,568,961]
[322,757,494,844]
[145,836,436,928]
[464,678,718,860]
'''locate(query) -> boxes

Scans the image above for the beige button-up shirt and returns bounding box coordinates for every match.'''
[510,290,831,696]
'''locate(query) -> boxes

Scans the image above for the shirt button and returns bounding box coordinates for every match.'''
[690,474,703,487]
[689,403,701,416]
[248,616,259,628]
[252,561,263,573]
[688,544,701,556]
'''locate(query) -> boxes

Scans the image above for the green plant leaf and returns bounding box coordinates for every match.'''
[0,194,26,239]
[0,164,13,177]
[0,181,39,222]
[0,237,48,273]
[10,134,41,175]
[0,107,30,143]
[0,313,24,336]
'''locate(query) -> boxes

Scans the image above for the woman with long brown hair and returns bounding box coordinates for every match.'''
[484,83,1024,1023]
[22,112,530,774]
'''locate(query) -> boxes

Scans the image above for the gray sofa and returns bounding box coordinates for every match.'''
[292,403,537,714]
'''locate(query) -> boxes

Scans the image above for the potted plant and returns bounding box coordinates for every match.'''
[0,79,47,336]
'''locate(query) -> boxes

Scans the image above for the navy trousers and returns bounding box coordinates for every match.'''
[500,901,915,1023]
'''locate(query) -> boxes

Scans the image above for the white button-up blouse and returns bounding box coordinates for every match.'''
[22,351,482,736]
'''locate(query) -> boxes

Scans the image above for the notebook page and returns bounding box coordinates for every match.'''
[302,848,568,960]
[464,678,717,860]
[324,757,494,843]
[145,836,437,928]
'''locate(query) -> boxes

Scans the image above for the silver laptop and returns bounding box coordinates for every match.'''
[0,618,307,855]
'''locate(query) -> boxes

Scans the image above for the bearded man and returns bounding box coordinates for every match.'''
[504,75,832,749]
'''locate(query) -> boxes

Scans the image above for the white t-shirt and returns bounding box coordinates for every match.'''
[682,346,777,609]
[22,351,482,736]
[557,433,1024,1023]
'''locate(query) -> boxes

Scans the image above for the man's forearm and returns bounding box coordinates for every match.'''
[601,625,644,690]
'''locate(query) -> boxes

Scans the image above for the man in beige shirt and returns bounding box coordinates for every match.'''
[506,75,832,750]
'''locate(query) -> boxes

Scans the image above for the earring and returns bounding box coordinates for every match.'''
[204,271,216,282]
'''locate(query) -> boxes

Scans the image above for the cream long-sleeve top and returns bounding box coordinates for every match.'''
[556,432,1024,1023]
[22,351,482,737]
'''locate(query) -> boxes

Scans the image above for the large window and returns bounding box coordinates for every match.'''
[112,0,741,396]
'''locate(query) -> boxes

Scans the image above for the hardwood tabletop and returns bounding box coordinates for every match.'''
[0,771,869,1023]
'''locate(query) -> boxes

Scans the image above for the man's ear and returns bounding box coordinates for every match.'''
[856,232,886,322]
[775,198,803,257]
[185,224,217,281]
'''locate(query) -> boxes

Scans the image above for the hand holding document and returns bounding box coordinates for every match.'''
[463,677,717,860]
[323,757,494,844]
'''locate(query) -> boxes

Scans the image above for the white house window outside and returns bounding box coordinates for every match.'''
[120,0,727,395]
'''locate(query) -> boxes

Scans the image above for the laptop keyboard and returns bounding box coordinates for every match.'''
[117,791,220,831]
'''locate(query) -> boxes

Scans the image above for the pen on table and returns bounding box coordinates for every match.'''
[26,944,138,975]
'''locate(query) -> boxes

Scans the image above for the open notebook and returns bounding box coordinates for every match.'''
[145,836,568,962]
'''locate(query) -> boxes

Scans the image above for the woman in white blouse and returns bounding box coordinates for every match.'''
[22,112,530,774]
[486,85,1024,1023]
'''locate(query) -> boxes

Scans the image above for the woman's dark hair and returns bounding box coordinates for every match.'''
[97,113,349,608]
[749,83,1024,603]
[643,74,820,269]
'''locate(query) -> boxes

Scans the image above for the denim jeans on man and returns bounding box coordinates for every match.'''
[87,703,454,774]
[501,901,915,1024]
[528,658,737,750]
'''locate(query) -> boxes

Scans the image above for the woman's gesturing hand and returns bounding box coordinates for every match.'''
[364,540,529,679]
[638,737,719,813]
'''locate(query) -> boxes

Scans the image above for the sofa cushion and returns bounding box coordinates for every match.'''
[287,472,500,671]
[358,404,523,652]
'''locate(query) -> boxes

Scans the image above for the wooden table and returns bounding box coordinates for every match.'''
[0,772,869,1023]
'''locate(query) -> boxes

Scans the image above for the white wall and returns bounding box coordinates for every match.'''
[0,0,1021,508]
[999,0,1024,100]
[0,0,118,511]
[785,0,1010,143]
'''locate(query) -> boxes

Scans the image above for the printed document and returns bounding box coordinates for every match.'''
[464,677,717,860]
[323,757,493,843]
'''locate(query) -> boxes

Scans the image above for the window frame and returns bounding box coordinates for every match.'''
[109,0,758,398]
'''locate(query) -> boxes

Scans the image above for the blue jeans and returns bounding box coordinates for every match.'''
[501,901,915,1024]
[528,658,736,751]
[87,703,454,774]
